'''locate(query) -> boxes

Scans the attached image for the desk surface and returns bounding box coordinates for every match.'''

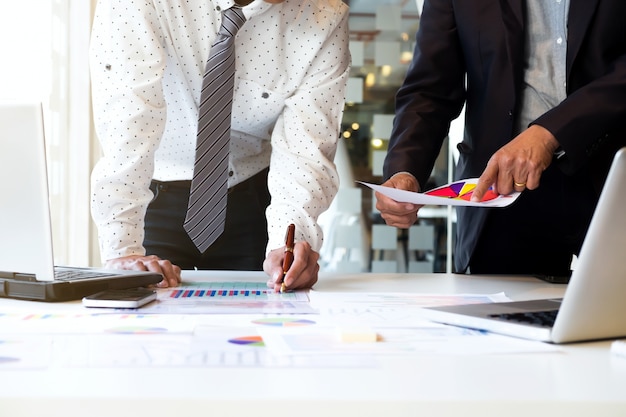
[1,271,625,417]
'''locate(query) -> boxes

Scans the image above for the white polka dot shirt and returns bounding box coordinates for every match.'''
[89,0,351,262]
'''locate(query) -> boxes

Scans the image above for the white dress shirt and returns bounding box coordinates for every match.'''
[89,0,350,262]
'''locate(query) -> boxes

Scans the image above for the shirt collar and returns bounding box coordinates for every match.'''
[213,0,274,18]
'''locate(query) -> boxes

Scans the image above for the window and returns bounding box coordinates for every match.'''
[318,0,455,273]
[0,1,94,266]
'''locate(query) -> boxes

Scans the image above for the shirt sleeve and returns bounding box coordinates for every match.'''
[265,3,351,253]
[89,0,167,261]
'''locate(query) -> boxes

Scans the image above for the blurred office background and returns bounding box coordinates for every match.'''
[0,0,461,273]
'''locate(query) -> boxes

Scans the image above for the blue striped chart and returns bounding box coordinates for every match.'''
[168,288,273,299]
[164,282,305,301]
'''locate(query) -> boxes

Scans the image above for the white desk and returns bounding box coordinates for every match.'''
[1,271,625,417]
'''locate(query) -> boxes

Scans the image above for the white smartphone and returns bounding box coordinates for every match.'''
[82,288,157,308]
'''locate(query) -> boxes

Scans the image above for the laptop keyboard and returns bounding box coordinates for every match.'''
[54,268,116,281]
[488,310,559,328]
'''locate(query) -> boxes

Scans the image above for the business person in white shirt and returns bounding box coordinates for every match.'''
[89,0,350,290]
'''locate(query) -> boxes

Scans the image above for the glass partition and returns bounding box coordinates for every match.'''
[319,0,455,273]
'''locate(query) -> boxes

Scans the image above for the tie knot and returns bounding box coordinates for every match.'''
[219,6,246,38]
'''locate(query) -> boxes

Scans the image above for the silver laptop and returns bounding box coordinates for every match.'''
[0,102,162,302]
[422,147,626,343]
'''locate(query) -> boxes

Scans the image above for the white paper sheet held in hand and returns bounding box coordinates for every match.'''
[360,178,521,208]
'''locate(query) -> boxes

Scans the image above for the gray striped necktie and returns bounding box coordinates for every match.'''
[184,6,246,253]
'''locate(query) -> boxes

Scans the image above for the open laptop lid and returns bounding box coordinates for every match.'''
[551,146,626,343]
[0,102,55,281]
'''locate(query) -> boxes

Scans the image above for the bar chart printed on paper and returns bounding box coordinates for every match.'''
[165,282,308,301]
[143,282,315,314]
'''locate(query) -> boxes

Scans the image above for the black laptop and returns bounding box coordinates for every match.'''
[0,102,162,301]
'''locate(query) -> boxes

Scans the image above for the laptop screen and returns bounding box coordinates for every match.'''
[0,102,56,281]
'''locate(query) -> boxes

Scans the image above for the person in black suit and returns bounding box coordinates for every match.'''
[376,0,626,275]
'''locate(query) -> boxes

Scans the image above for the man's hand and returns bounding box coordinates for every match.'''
[104,255,182,288]
[375,172,422,228]
[471,125,560,201]
[264,241,319,292]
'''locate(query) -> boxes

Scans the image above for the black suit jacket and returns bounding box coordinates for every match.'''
[383,0,626,271]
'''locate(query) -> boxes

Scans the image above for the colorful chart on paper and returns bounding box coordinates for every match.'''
[228,335,265,347]
[165,282,307,301]
[425,180,498,202]
[359,178,521,208]
[143,282,316,315]
[251,318,316,327]
[169,288,275,299]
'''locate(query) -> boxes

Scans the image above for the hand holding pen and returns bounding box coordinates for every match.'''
[280,223,296,293]
[263,223,320,292]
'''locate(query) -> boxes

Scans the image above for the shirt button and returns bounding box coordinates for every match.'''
[261,92,269,99]
[216,6,221,11]
[228,170,234,177]
[556,37,563,45]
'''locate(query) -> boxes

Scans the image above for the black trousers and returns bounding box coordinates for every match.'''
[468,164,598,277]
[144,168,270,270]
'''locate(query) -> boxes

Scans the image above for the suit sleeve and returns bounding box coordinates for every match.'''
[382,0,466,188]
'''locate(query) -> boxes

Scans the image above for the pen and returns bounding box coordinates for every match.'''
[281,223,296,293]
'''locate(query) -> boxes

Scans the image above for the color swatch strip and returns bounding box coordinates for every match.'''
[169,289,272,298]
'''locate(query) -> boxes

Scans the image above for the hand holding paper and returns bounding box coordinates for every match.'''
[361,178,521,208]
